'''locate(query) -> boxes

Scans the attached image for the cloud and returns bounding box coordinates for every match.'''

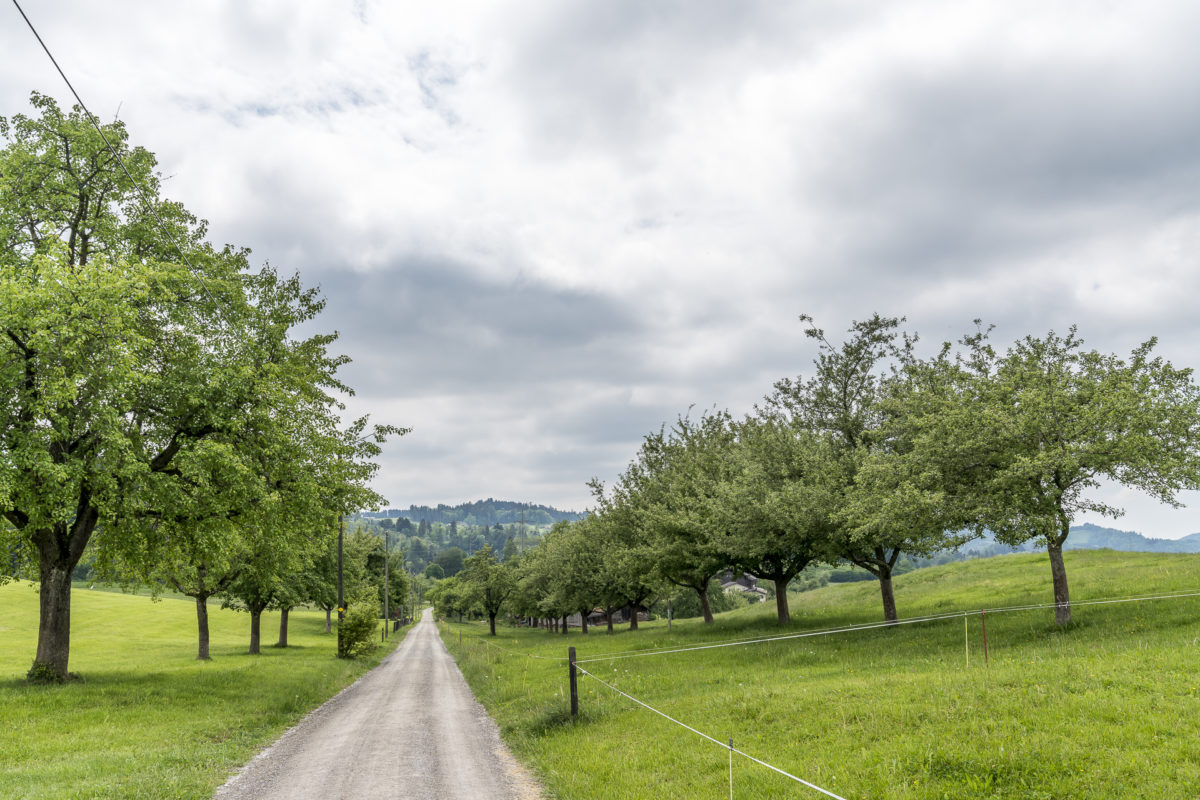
[5,1,1200,533]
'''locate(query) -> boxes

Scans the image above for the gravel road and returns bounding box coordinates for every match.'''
[213,608,543,800]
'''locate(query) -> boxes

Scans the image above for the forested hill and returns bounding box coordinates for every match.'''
[364,499,585,527]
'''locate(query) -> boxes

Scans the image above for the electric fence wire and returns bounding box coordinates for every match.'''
[573,588,1200,664]
[473,633,566,662]
[575,664,850,800]
[10,0,224,313]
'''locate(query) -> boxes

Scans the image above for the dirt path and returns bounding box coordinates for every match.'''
[213,608,543,800]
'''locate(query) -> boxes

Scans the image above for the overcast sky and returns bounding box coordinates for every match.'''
[6,1,1200,536]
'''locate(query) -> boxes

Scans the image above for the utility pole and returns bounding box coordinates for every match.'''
[337,513,345,657]
[384,527,390,635]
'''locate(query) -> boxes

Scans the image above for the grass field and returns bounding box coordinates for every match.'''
[440,550,1200,799]
[0,582,407,800]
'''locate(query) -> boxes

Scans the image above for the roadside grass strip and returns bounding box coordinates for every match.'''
[440,551,1200,799]
[0,582,410,800]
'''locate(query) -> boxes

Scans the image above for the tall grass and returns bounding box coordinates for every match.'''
[442,551,1200,799]
[0,582,406,800]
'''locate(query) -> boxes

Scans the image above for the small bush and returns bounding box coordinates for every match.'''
[338,589,381,659]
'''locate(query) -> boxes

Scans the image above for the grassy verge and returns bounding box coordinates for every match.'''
[0,582,410,800]
[440,550,1200,799]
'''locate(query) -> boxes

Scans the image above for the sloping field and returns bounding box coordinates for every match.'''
[440,551,1200,799]
[0,583,404,800]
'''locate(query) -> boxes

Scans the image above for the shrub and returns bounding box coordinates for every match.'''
[338,588,381,659]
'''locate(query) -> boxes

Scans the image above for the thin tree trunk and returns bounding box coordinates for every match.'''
[580,611,589,634]
[697,586,714,624]
[324,607,332,634]
[249,608,262,654]
[196,597,212,660]
[562,614,568,635]
[1048,542,1071,625]
[629,605,638,631]
[606,608,614,633]
[278,607,290,647]
[774,577,791,625]
[879,570,898,623]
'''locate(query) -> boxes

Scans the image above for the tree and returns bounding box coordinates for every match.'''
[434,546,466,577]
[587,480,663,631]
[460,544,514,635]
[619,412,736,624]
[915,326,1200,625]
[716,413,837,624]
[428,575,470,622]
[769,314,924,623]
[0,93,274,680]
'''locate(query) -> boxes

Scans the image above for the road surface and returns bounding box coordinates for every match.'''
[213,608,543,800]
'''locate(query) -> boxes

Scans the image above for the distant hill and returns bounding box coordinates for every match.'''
[959,523,1200,556]
[362,498,585,527]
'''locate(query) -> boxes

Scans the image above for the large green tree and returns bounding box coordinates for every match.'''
[770,314,933,623]
[618,412,736,624]
[914,326,1200,625]
[587,479,663,631]
[0,93,268,680]
[717,413,838,624]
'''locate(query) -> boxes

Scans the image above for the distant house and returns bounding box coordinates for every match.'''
[720,570,769,601]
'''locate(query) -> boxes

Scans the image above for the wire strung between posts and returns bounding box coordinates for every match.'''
[474,634,566,662]
[11,0,225,315]
[576,665,849,800]
[573,588,1200,664]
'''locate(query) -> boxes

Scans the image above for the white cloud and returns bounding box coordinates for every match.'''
[5,0,1200,535]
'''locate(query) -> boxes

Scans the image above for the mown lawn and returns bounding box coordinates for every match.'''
[0,582,407,800]
[441,550,1200,799]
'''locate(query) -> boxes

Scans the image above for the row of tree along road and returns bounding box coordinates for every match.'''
[0,94,404,682]
[434,314,1200,634]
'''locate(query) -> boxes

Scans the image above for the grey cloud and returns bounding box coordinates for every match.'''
[808,32,1200,281]
[309,260,651,397]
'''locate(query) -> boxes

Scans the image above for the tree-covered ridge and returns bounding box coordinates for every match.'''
[365,499,585,527]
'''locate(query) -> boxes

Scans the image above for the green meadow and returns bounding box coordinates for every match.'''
[440,550,1200,799]
[0,583,405,800]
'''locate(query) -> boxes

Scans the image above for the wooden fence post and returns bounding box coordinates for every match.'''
[569,646,578,717]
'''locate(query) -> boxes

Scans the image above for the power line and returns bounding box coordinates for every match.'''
[10,0,222,310]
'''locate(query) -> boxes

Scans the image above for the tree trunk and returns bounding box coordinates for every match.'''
[31,559,74,681]
[324,607,332,634]
[697,586,714,624]
[606,608,614,633]
[629,605,638,631]
[278,607,290,648]
[29,514,97,682]
[580,612,588,634]
[853,547,900,623]
[562,614,568,635]
[879,570,898,623]
[774,578,791,625]
[488,612,497,636]
[1048,542,1071,625]
[196,597,212,660]
[249,608,262,654]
